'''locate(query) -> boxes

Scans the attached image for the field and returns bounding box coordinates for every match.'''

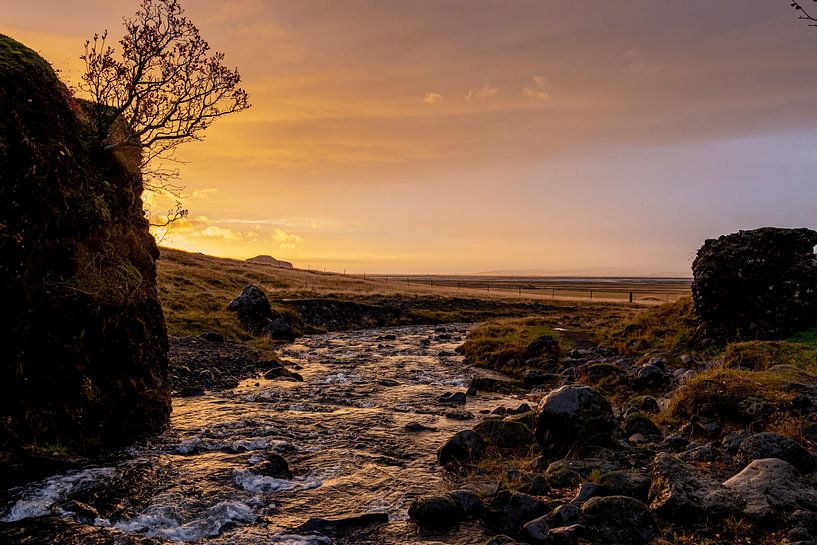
[156,247,642,340]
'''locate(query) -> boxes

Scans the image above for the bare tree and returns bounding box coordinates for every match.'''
[80,0,250,223]
[791,1,817,26]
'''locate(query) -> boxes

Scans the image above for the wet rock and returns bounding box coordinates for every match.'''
[649,452,740,526]
[723,458,817,521]
[296,512,389,533]
[692,227,817,341]
[444,408,475,420]
[263,367,303,382]
[483,536,525,545]
[261,318,296,342]
[473,419,534,452]
[257,453,293,479]
[468,376,523,394]
[405,422,437,432]
[734,432,817,472]
[534,385,614,456]
[437,391,467,405]
[437,430,485,468]
[169,336,271,394]
[59,500,100,524]
[378,378,399,387]
[598,470,652,502]
[408,496,462,530]
[199,332,225,343]
[481,490,550,535]
[581,496,658,545]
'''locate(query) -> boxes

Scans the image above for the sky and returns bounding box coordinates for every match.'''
[3,0,817,275]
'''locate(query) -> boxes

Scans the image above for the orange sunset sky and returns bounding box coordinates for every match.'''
[3,1,817,274]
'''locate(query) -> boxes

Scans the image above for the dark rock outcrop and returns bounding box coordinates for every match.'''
[692,227,817,341]
[0,35,170,455]
[581,495,658,545]
[226,285,298,341]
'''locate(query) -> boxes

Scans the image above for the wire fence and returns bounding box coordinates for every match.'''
[362,275,691,305]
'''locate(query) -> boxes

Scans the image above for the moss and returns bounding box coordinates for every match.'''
[664,367,800,426]
[722,341,817,373]
[601,297,702,355]
[458,317,569,376]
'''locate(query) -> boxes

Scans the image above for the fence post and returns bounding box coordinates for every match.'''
[518,286,521,296]
[552,288,555,300]
[629,291,633,303]
[590,289,593,301]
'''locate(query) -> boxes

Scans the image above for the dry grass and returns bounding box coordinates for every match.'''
[600,297,701,355]
[157,247,639,340]
[722,340,817,373]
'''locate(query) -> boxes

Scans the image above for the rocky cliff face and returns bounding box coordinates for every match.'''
[692,227,817,342]
[0,35,170,456]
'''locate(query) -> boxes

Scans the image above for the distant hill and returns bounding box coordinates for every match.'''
[246,255,294,268]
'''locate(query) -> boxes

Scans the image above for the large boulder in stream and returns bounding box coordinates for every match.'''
[0,35,170,456]
[692,227,817,341]
[227,285,298,341]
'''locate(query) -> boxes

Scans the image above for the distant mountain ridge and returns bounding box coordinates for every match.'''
[246,255,294,268]
[474,266,691,278]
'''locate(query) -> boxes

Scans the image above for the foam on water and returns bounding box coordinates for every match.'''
[114,499,256,541]
[1,467,116,522]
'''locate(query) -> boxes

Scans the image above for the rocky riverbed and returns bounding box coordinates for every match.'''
[0,324,528,544]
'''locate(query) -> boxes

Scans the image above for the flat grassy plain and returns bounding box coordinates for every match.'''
[156,247,641,340]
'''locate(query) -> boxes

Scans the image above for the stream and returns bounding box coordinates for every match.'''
[0,324,527,544]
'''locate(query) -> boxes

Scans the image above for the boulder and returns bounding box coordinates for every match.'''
[598,470,652,502]
[227,285,274,335]
[723,458,817,521]
[257,453,293,479]
[0,35,170,454]
[692,227,817,341]
[534,385,614,455]
[649,452,741,526]
[521,515,549,543]
[480,491,550,535]
[525,335,560,361]
[437,430,485,468]
[734,432,817,473]
[581,496,658,545]
[408,495,462,530]
[473,419,534,452]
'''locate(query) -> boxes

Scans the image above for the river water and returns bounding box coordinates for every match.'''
[1,324,525,544]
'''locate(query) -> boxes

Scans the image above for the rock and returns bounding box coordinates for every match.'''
[483,536,525,545]
[408,496,462,529]
[623,413,662,438]
[522,515,549,543]
[444,408,475,420]
[723,458,817,521]
[473,419,534,452]
[526,336,560,361]
[246,255,293,268]
[649,452,740,526]
[199,332,225,343]
[692,227,817,341]
[803,424,817,443]
[544,524,584,545]
[734,432,817,472]
[546,468,583,489]
[581,496,658,545]
[0,35,170,452]
[636,364,669,389]
[437,430,485,468]
[405,422,437,432]
[378,379,399,387]
[449,489,483,516]
[598,470,652,502]
[680,443,721,463]
[437,391,467,405]
[481,491,549,535]
[468,376,522,394]
[261,318,296,342]
[295,512,389,533]
[257,453,293,479]
[60,500,101,524]
[630,395,660,414]
[546,503,582,527]
[227,285,275,335]
[721,429,752,454]
[534,385,614,456]
[263,367,303,382]
[571,482,599,504]
[522,369,557,389]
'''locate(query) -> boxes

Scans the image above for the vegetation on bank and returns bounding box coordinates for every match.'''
[599,297,699,355]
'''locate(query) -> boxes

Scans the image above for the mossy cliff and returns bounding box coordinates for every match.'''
[0,35,170,457]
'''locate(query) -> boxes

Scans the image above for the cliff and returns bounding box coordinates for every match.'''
[0,35,170,457]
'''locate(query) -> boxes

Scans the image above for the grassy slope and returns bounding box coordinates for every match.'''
[157,247,639,340]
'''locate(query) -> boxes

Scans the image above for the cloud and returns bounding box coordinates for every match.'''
[465,80,499,101]
[624,48,658,74]
[423,92,443,105]
[189,188,219,200]
[150,215,260,243]
[272,228,303,250]
[523,75,551,100]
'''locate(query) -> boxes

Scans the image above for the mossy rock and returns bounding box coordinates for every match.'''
[473,418,535,453]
